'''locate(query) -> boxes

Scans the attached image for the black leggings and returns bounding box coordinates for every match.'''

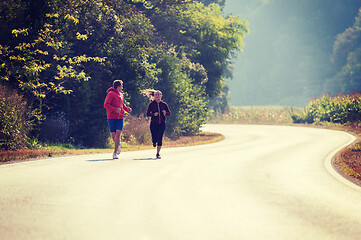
[150,122,166,146]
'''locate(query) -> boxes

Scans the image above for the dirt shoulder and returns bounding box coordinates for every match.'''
[310,124,361,187]
[332,138,361,187]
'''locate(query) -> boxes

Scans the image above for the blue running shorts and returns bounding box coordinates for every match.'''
[107,119,124,132]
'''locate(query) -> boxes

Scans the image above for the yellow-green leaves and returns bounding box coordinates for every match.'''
[1,12,105,100]
[11,28,29,37]
[76,32,88,40]
[64,14,79,24]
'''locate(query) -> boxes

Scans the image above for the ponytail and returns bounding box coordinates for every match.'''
[142,89,162,100]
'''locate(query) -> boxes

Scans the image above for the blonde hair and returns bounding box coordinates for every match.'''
[142,89,162,100]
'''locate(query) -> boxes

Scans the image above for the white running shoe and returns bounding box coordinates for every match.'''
[116,142,122,154]
[113,152,118,159]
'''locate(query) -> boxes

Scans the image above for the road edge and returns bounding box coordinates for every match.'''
[324,131,361,190]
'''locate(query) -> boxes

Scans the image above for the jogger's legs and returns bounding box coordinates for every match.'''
[108,119,124,154]
[157,145,162,155]
[150,123,158,147]
[111,129,122,153]
[156,123,166,147]
[150,123,165,157]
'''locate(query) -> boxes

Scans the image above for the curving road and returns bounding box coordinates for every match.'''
[0,124,361,240]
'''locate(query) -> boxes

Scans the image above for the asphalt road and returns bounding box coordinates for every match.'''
[0,124,360,240]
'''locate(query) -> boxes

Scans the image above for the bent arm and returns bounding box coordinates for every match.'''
[165,103,171,116]
[123,103,131,112]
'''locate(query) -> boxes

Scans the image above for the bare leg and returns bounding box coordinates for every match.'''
[111,130,122,153]
[157,145,161,155]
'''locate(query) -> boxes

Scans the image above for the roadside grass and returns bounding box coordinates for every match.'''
[0,132,223,164]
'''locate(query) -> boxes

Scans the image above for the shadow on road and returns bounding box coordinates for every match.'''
[87,159,114,162]
[133,158,157,161]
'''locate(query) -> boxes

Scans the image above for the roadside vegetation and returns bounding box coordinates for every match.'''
[208,105,301,125]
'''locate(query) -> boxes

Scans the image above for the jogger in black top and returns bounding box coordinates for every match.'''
[144,89,171,159]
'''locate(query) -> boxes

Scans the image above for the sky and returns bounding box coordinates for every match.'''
[222,0,361,106]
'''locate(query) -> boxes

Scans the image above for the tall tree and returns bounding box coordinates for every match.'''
[329,8,361,94]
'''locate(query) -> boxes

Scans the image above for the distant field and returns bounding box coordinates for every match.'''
[208,105,303,125]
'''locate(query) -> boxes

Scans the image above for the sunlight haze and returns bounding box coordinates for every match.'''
[224,0,361,106]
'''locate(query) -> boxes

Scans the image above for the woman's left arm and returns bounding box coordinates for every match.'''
[164,103,171,116]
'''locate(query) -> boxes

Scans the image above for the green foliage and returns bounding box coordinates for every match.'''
[150,2,249,97]
[291,93,361,124]
[0,0,247,148]
[330,8,361,94]
[0,13,106,101]
[154,52,209,137]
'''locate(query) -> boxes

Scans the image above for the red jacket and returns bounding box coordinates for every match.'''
[104,88,131,119]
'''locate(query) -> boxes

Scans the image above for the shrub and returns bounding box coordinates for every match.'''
[122,115,152,145]
[292,93,361,124]
[0,84,33,150]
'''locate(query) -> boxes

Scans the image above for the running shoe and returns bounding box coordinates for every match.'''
[113,152,118,159]
[156,153,161,159]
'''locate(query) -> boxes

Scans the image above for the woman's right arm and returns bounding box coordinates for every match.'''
[146,103,152,117]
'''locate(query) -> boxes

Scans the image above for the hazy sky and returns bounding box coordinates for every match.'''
[222,0,361,106]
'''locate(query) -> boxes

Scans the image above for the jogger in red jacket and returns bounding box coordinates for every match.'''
[104,80,132,159]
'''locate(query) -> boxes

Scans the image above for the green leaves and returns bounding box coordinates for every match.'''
[11,28,29,37]
[149,1,249,97]
[1,0,247,148]
[292,94,361,124]
[1,11,105,99]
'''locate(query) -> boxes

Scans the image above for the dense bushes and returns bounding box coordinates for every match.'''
[291,93,361,124]
[0,84,33,150]
[122,115,152,145]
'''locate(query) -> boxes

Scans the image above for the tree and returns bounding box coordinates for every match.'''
[330,8,361,94]
[149,2,248,97]
[0,1,106,147]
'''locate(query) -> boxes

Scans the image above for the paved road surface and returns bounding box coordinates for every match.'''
[0,125,360,240]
